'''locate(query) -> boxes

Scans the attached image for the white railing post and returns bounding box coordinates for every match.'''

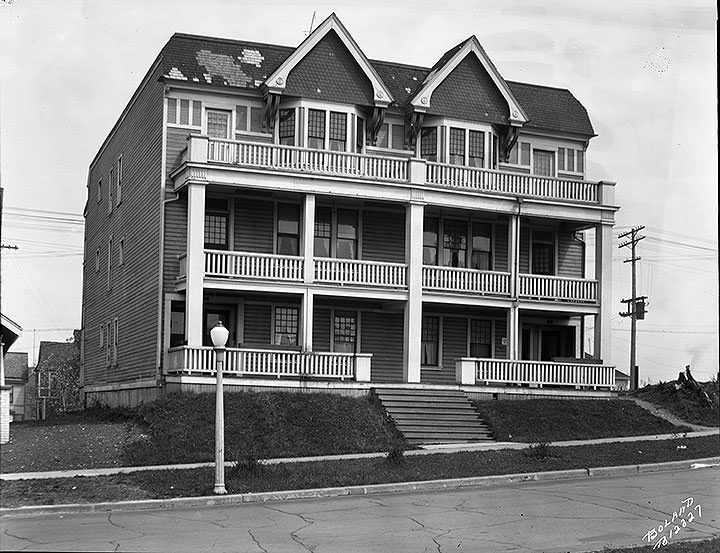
[455,358,476,385]
[355,353,372,382]
[187,134,209,163]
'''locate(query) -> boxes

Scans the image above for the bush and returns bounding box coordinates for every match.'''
[524,441,555,460]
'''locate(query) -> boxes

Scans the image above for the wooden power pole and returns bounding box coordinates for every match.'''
[618,225,646,390]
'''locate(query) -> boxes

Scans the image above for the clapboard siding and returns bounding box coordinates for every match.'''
[519,226,531,274]
[82,63,165,388]
[422,316,466,384]
[494,223,509,272]
[235,198,274,253]
[165,127,191,186]
[494,320,508,359]
[313,307,331,351]
[361,312,404,382]
[163,196,187,290]
[243,304,272,344]
[558,231,585,278]
[362,209,405,263]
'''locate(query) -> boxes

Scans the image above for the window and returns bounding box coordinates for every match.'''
[558,148,584,173]
[107,237,113,291]
[391,124,405,150]
[377,123,389,148]
[235,105,265,133]
[314,207,331,257]
[274,306,299,346]
[112,318,119,365]
[167,98,201,126]
[520,143,531,166]
[421,316,439,366]
[423,217,439,265]
[329,112,347,152]
[95,248,100,272]
[449,127,465,166]
[104,319,118,366]
[356,116,365,151]
[97,178,102,204]
[108,167,114,214]
[100,324,105,349]
[420,127,437,161]
[470,320,492,358]
[116,155,123,205]
[469,130,485,167]
[558,148,565,171]
[204,198,229,250]
[277,203,300,255]
[577,150,584,172]
[170,301,186,348]
[533,150,555,176]
[308,109,325,149]
[336,209,358,259]
[333,311,357,353]
[443,219,467,268]
[531,230,555,275]
[566,149,575,172]
[279,109,295,146]
[492,135,499,169]
[207,110,231,139]
[119,238,125,266]
[471,222,492,270]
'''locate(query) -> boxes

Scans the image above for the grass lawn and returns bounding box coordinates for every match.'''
[473,398,690,442]
[591,537,720,552]
[1,435,717,508]
[632,381,719,427]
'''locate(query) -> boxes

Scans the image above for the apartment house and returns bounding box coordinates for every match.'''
[82,14,618,407]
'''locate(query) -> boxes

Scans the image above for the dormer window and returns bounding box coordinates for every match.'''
[329,112,347,152]
[308,109,325,149]
[449,128,465,166]
[376,123,405,150]
[307,109,348,152]
[533,150,555,177]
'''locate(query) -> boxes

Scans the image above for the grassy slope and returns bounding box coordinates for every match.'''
[473,398,690,442]
[632,381,719,427]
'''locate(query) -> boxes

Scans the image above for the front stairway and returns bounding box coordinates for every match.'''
[373,387,494,445]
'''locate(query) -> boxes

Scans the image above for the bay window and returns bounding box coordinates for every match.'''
[279,109,295,146]
[449,127,465,165]
[329,111,347,151]
[308,109,325,149]
[420,127,437,162]
[469,130,485,167]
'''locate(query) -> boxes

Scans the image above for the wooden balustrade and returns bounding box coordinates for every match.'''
[423,266,511,296]
[166,346,365,380]
[205,250,304,281]
[467,358,615,388]
[519,274,598,303]
[426,162,599,203]
[314,258,407,288]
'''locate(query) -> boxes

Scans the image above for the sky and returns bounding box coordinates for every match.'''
[0,0,717,382]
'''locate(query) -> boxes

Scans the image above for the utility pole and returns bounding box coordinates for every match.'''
[618,225,646,391]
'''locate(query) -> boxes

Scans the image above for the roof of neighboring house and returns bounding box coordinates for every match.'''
[159,32,595,137]
[36,340,79,372]
[615,370,630,379]
[1,313,22,353]
[4,352,29,381]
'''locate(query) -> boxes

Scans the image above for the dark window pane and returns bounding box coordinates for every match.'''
[207,111,230,139]
[449,128,465,165]
[250,107,263,132]
[167,98,177,124]
[443,219,467,268]
[470,319,491,358]
[235,105,248,131]
[520,143,531,165]
[314,237,330,257]
[204,214,228,249]
[274,307,298,346]
[308,109,325,149]
[180,99,189,125]
[279,109,295,146]
[376,123,389,148]
[314,207,331,256]
[532,243,554,275]
[192,101,202,127]
[329,112,346,151]
[391,124,405,150]
[333,311,357,353]
[567,149,575,172]
[472,222,492,270]
[421,316,439,366]
[420,127,437,161]
[508,142,518,164]
[469,130,484,167]
[337,209,357,239]
[577,150,584,172]
[423,217,438,266]
[277,203,300,255]
[533,150,555,176]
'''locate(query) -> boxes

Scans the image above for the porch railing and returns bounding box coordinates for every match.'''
[458,358,614,388]
[519,274,598,303]
[207,138,408,182]
[166,346,371,381]
[426,162,599,203]
[314,258,407,288]
[423,266,511,296]
[205,250,304,282]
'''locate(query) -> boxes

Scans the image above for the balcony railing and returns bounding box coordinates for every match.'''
[166,346,371,381]
[314,258,407,288]
[519,274,598,303]
[426,162,599,203]
[423,266,511,296]
[207,138,408,182]
[456,358,614,389]
[205,250,304,282]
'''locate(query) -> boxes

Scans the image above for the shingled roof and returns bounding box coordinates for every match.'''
[4,352,29,381]
[159,32,595,137]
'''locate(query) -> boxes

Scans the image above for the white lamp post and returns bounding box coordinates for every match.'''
[210,321,229,495]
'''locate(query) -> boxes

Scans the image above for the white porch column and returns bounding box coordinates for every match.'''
[403,201,424,383]
[302,194,315,284]
[594,221,614,363]
[301,290,314,352]
[185,182,206,347]
[508,304,520,360]
[509,213,520,298]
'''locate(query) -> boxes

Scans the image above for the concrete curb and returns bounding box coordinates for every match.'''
[2,457,718,518]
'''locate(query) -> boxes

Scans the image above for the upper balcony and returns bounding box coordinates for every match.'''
[173,135,612,207]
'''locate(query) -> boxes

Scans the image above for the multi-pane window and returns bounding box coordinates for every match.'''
[277,203,300,255]
[336,209,358,259]
[423,217,439,265]
[520,143,531,165]
[207,110,231,139]
[235,105,265,133]
[108,167,114,214]
[274,307,299,346]
[333,311,357,353]
[376,123,404,149]
[308,109,325,149]
[558,148,585,173]
[533,150,555,176]
[531,230,555,275]
[470,320,492,358]
[420,127,437,161]
[204,198,229,250]
[314,206,332,257]
[443,219,467,268]
[469,130,485,167]
[421,316,439,366]
[356,116,365,152]
[107,237,113,291]
[167,98,201,126]
[449,128,465,166]
[116,155,123,205]
[329,112,347,151]
[97,178,102,204]
[471,222,492,270]
[278,109,295,146]
[491,135,499,169]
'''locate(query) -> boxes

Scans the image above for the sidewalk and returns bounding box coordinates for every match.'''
[2,428,717,481]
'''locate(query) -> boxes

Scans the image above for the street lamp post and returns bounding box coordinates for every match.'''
[210,321,229,495]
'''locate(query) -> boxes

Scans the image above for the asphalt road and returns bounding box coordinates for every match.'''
[1,468,719,552]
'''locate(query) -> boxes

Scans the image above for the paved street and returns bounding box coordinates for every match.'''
[2,468,719,552]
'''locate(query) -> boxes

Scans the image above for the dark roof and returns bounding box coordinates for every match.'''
[36,341,79,372]
[615,369,630,379]
[508,81,595,136]
[4,352,29,381]
[159,33,595,136]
